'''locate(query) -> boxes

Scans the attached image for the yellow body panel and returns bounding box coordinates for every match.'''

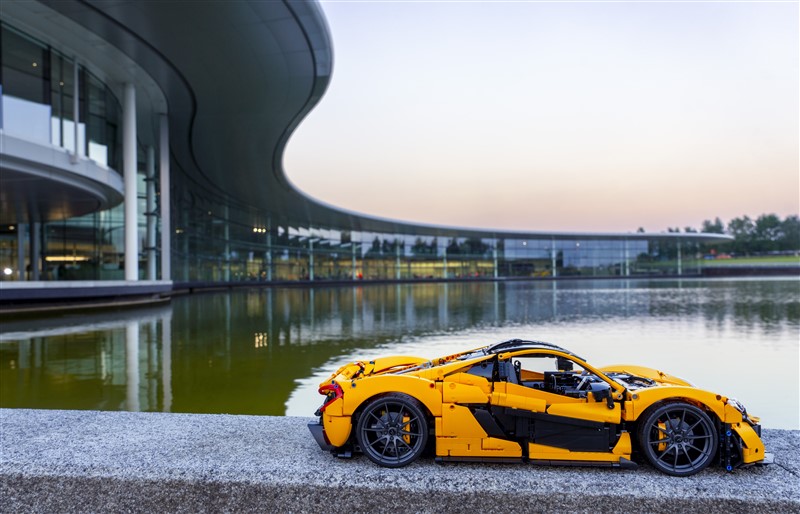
[546,401,621,424]
[624,386,732,422]
[364,355,428,375]
[730,422,766,464]
[442,376,490,404]
[437,404,522,458]
[490,391,547,412]
[322,409,353,447]
[341,375,443,417]
[529,432,632,463]
[440,404,487,438]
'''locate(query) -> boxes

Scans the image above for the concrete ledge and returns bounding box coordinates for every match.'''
[1,410,798,513]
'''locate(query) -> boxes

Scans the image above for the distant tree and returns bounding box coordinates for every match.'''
[727,216,755,255]
[446,239,461,255]
[780,215,800,251]
[752,214,782,253]
[701,217,725,234]
[369,236,381,255]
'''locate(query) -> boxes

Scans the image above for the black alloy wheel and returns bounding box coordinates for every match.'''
[638,402,718,477]
[356,393,429,468]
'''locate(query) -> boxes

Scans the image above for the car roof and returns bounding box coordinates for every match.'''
[486,339,585,361]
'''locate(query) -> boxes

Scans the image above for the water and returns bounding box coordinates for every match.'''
[1,278,797,429]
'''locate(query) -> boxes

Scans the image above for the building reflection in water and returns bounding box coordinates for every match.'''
[0,279,797,427]
[1,305,173,413]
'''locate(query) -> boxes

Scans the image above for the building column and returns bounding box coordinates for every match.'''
[351,244,357,280]
[30,222,40,281]
[492,245,498,279]
[16,223,26,280]
[677,241,683,276]
[551,238,558,278]
[123,83,138,281]
[159,114,171,281]
[308,239,314,281]
[70,60,81,163]
[624,239,630,276]
[145,146,156,280]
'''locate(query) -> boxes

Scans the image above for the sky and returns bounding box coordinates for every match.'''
[284,0,799,233]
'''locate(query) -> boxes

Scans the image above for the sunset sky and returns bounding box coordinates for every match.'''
[284,0,799,233]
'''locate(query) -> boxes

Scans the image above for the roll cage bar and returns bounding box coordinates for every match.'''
[487,339,585,361]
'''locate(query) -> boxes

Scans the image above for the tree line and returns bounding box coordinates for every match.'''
[642,214,800,255]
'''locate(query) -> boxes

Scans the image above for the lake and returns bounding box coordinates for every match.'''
[1,277,797,429]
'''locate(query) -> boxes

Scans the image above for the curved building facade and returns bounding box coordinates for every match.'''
[0,0,728,289]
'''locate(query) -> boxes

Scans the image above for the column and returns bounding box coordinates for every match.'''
[551,238,558,278]
[395,242,401,280]
[16,223,26,280]
[123,83,138,281]
[70,60,81,163]
[308,238,314,281]
[492,244,498,279]
[351,244,357,280]
[624,239,630,276]
[677,241,683,276]
[30,222,40,281]
[146,146,156,280]
[159,114,171,281]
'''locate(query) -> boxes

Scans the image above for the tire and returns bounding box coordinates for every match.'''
[355,393,429,468]
[637,402,718,477]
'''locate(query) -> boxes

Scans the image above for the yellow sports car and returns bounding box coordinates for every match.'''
[308,339,770,476]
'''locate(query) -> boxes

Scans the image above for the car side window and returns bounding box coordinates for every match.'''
[510,355,606,400]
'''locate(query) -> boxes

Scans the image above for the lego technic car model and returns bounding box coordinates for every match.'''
[308,339,770,476]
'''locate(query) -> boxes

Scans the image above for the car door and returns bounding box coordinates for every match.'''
[489,352,623,453]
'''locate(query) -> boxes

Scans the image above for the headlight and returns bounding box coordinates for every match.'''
[727,398,748,418]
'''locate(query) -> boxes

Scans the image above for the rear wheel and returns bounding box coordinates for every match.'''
[638,402,718,476]
[356,393,428,468]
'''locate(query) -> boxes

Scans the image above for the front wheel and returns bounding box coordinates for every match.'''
[638,402,718,476]
[355,393,429,468]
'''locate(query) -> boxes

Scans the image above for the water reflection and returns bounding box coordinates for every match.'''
[1,278,797,428]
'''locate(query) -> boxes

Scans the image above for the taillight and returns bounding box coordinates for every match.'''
[316,382,344,414]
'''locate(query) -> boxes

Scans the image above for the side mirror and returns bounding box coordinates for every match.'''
[556,357,573,371]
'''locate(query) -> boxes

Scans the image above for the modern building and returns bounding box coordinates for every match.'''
[0,0,729,300]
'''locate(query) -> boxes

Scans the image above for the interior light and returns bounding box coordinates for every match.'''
[3,268,13,276]
[45,256,90,262]
[32,62,38,68]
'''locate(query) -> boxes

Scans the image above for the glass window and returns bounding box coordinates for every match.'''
[1,24,50,142]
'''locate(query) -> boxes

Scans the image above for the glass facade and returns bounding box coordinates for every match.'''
[168,182,704,284]
[0,22,147,281]
[0,20,712,286]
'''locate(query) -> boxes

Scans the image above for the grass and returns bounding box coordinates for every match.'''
[697,255,800,267]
